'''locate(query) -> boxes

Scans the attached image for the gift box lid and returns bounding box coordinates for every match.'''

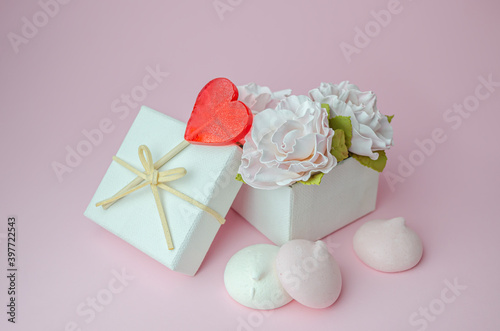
[84,106,243,276]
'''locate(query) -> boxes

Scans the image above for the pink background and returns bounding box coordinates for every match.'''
[1,0,499,330]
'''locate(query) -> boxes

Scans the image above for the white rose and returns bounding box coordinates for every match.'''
[239,95,336,190]
[309,81,393,160]
[237,83,292,114]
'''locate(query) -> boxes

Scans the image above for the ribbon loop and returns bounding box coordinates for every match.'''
[96,144,225,251]
[138,145,154,174]
[159,167,187,182]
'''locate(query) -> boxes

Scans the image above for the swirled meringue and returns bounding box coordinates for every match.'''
[224,244,293,309]
[276,240,342,309]
[353,217,423,272]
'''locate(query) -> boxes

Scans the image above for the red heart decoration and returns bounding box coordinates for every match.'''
[184,78,253,146]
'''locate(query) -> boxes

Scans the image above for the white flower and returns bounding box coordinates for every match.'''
[237,83,292,114]
[309,81,393,160]
[239,95,336,190]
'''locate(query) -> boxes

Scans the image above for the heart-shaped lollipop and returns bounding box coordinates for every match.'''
[184,78,253,145]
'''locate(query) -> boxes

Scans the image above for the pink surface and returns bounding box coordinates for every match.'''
[1,0,499,330]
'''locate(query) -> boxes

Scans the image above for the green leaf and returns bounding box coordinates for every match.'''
[351,151,387,172]
[321,103,331,117]
[329,116,353,148]
[235,173,246,183]
[299,172,324,186]
[331,129,349,162]
[387,115,394,123]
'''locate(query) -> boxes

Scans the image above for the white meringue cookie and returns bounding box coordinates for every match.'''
[353,217,423,272]
[224,244,293,309]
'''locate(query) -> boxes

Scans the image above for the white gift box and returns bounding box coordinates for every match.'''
[232,157,379,245]
[84,106,242,276]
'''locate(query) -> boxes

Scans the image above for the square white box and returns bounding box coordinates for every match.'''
[232,157,379,245]
[84,106,242,276]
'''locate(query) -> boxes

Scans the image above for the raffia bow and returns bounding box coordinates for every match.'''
[96,143,225,250]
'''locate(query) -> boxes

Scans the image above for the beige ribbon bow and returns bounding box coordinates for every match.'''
[96,143,225,250]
